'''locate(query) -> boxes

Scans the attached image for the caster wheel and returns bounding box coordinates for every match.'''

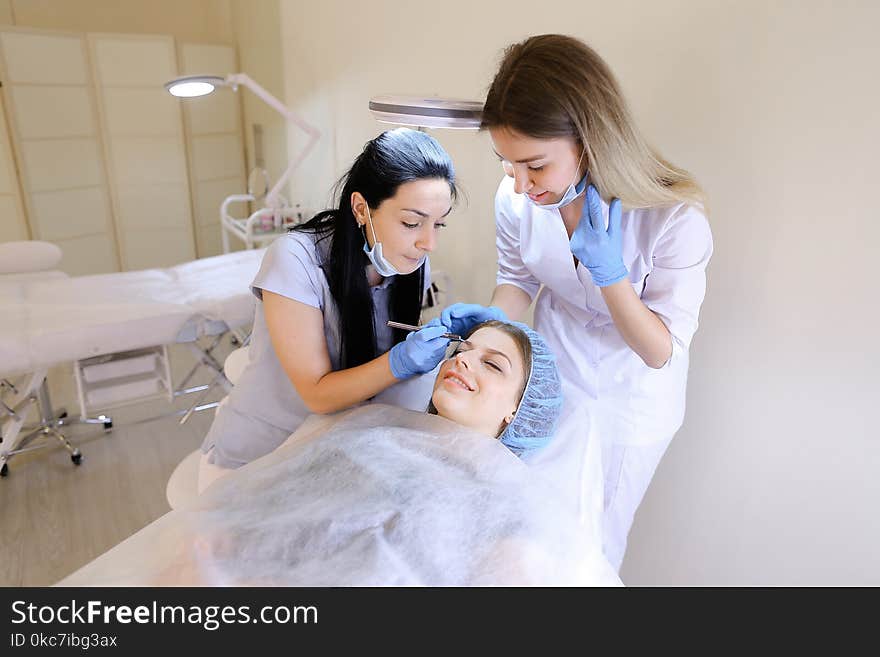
[0,463,8,477]
[103,420,113,431]
[58,411,68,419]
[71,453,83,466]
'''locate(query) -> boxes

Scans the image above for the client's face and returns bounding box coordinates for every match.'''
[430,326,526,439]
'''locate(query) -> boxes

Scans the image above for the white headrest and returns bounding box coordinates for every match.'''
[0,240,63,274]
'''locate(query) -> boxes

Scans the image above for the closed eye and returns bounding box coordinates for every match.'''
[403,221,419,229]
[528,165,544,171]
[485,360,502,372]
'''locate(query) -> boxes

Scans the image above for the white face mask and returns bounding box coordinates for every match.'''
[523,150,588,211]
[361,204,425,277]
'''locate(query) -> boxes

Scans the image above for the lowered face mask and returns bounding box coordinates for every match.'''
[523,150,588,211]
[361,205,425,277]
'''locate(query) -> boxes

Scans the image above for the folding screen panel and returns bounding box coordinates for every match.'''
[0,94,28,243]
[179,43,247,257]
[88,33,195,270]
[0,28,118,274]
[0,29,246,272]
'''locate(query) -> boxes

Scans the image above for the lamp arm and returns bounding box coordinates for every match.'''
[225,73,320,210]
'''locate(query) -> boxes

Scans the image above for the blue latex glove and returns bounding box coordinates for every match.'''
[439,303,509,337]
[569,184,629,287]
[388,317,450,380]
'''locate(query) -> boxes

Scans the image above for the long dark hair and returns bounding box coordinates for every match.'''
[292,128,457,369]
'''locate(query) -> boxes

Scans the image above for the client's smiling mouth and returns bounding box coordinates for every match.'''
[443,371,474,391]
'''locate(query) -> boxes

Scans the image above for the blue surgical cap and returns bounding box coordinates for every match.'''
[497,321,563,457]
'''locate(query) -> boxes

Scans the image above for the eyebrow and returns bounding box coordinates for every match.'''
[458,343,512,368]
[401,207,453,219]
[485,348,512,367]
[492,149,546,164]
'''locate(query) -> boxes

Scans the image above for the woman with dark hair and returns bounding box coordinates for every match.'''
[441,35,713,570]
[199,128,458,488]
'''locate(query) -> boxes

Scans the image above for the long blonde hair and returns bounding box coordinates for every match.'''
[482,34,706,211]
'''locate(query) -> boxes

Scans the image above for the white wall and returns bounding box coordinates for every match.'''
[276,0,880,585]
[230,0,289,205]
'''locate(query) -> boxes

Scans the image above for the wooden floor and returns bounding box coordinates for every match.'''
[0,343,228,586]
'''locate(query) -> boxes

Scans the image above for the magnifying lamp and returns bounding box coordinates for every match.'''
[368,95,483,130]
[165,73,320,210]
[164,74,226,98]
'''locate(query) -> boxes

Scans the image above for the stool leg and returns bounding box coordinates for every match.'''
[2,379,87,475]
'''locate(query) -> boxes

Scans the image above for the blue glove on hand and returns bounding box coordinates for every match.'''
[439,303,509,337]
[569,184,629,287]
[388,317,450,380]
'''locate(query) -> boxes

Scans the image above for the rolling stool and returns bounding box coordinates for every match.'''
[164,346,249,509]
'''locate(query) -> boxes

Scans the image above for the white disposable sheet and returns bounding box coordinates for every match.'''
[59,404,620,586]
[0,249,265,377]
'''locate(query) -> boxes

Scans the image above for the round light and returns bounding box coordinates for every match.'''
[369,95,483,129]
[164,75,226,98]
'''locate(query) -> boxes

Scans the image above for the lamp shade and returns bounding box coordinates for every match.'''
[369,95,483,129]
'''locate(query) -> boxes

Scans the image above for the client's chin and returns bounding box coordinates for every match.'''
[431,393,499,440]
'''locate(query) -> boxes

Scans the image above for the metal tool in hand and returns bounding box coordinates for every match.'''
[386,321,467,343]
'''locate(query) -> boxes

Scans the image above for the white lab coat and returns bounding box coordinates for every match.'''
[494,176,713,569]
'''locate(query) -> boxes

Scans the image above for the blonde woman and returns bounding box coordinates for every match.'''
[440,34,713,570]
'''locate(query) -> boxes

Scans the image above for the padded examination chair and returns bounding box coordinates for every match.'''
[0,241,111,477]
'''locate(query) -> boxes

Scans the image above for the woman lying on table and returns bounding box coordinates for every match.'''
[59,321,620,586]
